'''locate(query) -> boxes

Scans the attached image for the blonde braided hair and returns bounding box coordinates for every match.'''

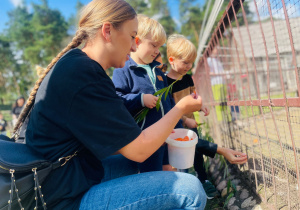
[13,0,136,135]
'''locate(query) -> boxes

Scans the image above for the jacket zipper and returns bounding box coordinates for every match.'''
[138,65,165,130]
[147,66,165,117]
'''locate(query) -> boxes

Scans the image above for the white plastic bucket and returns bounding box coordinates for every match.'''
[166,128,198,169]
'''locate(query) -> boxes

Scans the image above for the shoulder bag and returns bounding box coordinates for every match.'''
[0,110,80,210]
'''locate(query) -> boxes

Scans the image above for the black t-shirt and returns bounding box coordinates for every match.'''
[166,74,194,94]
[26,49,142,209]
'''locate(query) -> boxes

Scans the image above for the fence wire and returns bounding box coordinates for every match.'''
[193,0,300,208]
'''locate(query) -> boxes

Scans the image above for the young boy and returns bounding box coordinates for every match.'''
[112,15,181,173]
[166,34,248,199]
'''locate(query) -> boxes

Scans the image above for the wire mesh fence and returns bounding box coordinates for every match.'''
[193,0,300,208]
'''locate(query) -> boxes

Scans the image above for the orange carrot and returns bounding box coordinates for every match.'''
[175,136,191,141]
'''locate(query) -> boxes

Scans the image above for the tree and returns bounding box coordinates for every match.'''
[7,0,68,66]
[0,36,15,100]
[157,4,177,64]
[0,35,32,101]
[0,3,34,100]
[126,0,149,15]
[0,0,69,101]
[180,6,203,46]
[179,0,227,48]
[68,0,84,35]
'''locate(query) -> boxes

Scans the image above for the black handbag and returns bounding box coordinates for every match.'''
[0,51,81,210]
[0,116,79,210]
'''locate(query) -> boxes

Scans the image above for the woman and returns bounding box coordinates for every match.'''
[15,0,206,209]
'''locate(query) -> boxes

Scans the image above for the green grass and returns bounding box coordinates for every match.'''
[204,197,226,210]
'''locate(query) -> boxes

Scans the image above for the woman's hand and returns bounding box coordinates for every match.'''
[176,95,202,115]
[119,95,202,163]
[143,94,158,109]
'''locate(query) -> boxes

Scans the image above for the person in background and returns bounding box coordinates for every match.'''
[227,77,240,122]
[113,14,181,173]
[0,112,7,135]
[16,1,206,209]
[12,96,25,126]
[154,52,168,73]
[207,46,228,121]
[166,34,248,199]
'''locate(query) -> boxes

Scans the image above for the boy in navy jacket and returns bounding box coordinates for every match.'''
[113,14,182,173]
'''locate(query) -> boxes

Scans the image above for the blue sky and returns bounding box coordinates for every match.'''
[0,0,205,33]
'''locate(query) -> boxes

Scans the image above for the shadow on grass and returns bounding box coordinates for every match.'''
[205,197,227,210]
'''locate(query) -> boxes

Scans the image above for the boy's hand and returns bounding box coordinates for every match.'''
[217,147,248,164]
[185,118,198,128]
[200,106,210,116]
[143,94,158,109]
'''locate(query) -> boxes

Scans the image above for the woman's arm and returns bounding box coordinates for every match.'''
[119,94,202,162]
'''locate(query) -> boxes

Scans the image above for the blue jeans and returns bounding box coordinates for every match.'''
[80,154,207,210]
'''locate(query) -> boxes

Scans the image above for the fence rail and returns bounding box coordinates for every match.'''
[193,0,300,209]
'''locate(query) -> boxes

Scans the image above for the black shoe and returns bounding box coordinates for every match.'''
[202,180,220,199]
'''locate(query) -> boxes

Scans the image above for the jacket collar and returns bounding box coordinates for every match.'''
[127,57,161,70]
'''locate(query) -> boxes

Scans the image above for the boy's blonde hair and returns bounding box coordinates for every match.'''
[137,14,166,46]
[167,34,197,63]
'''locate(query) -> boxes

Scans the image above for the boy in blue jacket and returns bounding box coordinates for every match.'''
[113,14,181,173]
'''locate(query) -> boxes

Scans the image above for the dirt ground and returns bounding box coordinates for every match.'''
[207,107,300,209]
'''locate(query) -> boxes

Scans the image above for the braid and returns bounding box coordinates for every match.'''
[13,30,89,134]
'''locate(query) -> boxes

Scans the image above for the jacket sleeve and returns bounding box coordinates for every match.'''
[112,68,144,115]
[196,138,218,158]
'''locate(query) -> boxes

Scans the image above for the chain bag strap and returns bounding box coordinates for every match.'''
[0,136,80,210]
[0,104,80,210]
